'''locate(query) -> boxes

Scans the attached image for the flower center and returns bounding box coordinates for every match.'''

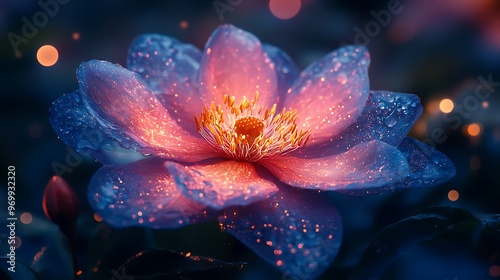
[195,93,311,162]
[234,117,264,146]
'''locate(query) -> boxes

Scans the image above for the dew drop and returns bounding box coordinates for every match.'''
[336,73,347,85]
[359,57,369,66]
[384,110,398,128]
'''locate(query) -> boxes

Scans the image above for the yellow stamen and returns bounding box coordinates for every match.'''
[196,94,311,162]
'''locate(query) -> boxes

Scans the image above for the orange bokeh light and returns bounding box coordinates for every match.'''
[72,32,81,40]
[93,213,103,222]
[20,212,33,224]
[439,98,454,113]
[36,45,59,67]
[448,190,459,201]
[467,123,481,137]
[269,0,301,20]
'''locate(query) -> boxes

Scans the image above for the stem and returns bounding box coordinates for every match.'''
[60,223,79,279]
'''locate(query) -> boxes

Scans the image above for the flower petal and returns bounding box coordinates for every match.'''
[165,160,278,210]
[283,46,370,145]
[77,60,217,162]
[88,157,217,228]
[50,91,146,164]
[219,185,342,280]
[263,44,300,97]
[260,140,409,192]
[198,25,278,107]
[392,137,456,189]
[293,91,423,158]
[126,34,204,135]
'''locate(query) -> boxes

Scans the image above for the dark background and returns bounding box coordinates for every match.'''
[1,0,500,279]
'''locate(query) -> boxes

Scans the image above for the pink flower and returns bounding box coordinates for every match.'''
[50,25,454,279]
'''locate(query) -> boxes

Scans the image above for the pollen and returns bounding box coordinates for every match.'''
[234,117,264,145]
[195,93,311,162]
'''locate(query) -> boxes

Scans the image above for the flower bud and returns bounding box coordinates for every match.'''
[43,176,80,229]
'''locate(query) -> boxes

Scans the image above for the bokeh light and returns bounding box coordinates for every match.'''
[448,190,459,201]
[20,212,33,224]
[469,155,481,170]
[180,20,189,29]
[490,265,500,277]
[439,98,454,113]
[425,100,440,114]
[269,0,301,20]
[466,123,481,137]
[72,32,81,40]
[36,45,59,67]
[94,213,103,222]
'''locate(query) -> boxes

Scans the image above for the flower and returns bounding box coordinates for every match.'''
[50,24,455,279]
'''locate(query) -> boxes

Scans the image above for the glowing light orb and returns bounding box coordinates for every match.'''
[180,20,189,29]
[467,123,481,137]
[20,212,32,224]
[72,32,81,40]
[269,0,301,20]
[447,190,459,201]
[93,213,103,222]
[37,45,59,67]
[439,98,454,113]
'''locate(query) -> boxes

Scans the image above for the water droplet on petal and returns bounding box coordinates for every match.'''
[336,73,347,85]
[384,110,398,128]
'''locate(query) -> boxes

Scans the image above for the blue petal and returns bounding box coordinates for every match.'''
[127,34,201,94]
[88,157,218,229]
[219,186,342,279]
[126,34,204,134]
[49,91,145,164]
[293,90,422,158]
[263,44,299,97]
[393,137,456,189]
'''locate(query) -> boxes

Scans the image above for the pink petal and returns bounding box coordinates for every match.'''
[165,160,279,210]
[198,25,278,107]
[283,46,370,146]
[126,34,205,135]
[260,140,409,191]
[88,157,217,228]
[78,60,217,162]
